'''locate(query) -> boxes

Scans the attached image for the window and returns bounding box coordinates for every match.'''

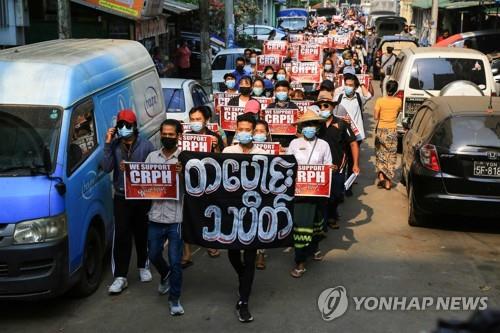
[192,85,208,107]
[409,58,487,91]
[475,34,500,54]
[212,54,228,70]
[163,88,186,113]
[257,27,271,35]
[68,99,97,173]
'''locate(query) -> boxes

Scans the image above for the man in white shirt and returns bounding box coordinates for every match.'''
[222,113,264,323]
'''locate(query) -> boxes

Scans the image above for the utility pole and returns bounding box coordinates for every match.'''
[429,0,438,45]
[199,0,213,95]
[225,0,235,48]
[57,0,71,39]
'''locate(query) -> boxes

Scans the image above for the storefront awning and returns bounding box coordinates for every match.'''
[163,0,198,14]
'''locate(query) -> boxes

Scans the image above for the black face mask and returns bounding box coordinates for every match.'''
[161,137,178,150]
[236,65,244,71]
[239,87,252,96]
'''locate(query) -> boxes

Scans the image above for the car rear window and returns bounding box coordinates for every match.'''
[380,41,417,55]
[433,115,500,149]
[409,58,487,91]
[163,88,185,113]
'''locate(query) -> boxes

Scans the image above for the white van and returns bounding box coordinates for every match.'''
[383,48,497,137]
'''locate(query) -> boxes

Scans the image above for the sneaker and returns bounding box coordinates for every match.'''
[236,301,253,323]
[169,300,185,316]
[139,267,153,282]
[158,273,171,295]
[108,277,128,294]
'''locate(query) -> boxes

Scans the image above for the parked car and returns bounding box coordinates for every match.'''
[237,25,285,41]
[161,78,214,122]
[372,35,419,80]
[401,96,500,226]
[435,29,500,55]
[383,47,497,138]
[0,39,166,299]
[489,54,500,93]
[374,16,406,37]
[211,48,261,92]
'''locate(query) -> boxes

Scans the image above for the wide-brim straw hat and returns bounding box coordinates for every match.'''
[294,109,326,124]
[314,91,337,106]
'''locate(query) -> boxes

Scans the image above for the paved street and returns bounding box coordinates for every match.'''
[1,85,499,333]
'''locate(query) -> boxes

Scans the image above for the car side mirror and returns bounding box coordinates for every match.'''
[402,117,411,130]
[493,68,499,75]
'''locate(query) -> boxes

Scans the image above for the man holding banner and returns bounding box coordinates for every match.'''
[145,119,185,316]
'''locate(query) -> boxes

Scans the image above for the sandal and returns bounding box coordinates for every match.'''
[385,180,392,190]
[256,253,266,270]
[207,248,220,258]
[328,221,340,230]
[181,260,193,269]
[313,251,324,261]
[290,267,306,278]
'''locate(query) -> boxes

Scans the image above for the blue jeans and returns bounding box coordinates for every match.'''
[148,222,183,301]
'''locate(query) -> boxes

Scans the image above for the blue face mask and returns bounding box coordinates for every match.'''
[237,131,253,144]
[226,80,236,89]
[344,59,352,66]
[190,121,204,133]
[302,126,317,139]
[320,110,331,119]
[118,126,134,138]
[277,74,286,81]
[344,86,354,95]
[276,91,289,101]
[253,87,264,96]
[253,133,267,142]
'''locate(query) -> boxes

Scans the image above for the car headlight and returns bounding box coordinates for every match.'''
[13,214,67,244]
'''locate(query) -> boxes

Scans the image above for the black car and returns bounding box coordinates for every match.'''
[372,35,418,80]
[401,96,500,226]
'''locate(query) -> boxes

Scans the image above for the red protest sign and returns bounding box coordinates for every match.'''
[289,62,321,83]
[332,35,350,49]
[336,74,372,88]
[298,44,321,62]
[295,165,332,198]
[179,134,214,152]
[288,33,305,43]
[220,106,245,131]
[263,40,288,56]
[253,96,273,111]
[182,122,220,133]
[288,43,301,60]
[256,55,283,72]
[309,36,334,48]
[293,100,314,116]
[253,142,281,155]
[214,92,239,111]
[124,162,178,200]
[263,108,298,135]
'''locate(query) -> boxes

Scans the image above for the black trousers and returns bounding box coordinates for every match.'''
[112,196,150,278]
[346,140,362,182]
[227,249,257,303]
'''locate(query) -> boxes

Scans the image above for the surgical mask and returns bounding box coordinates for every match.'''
[344,86,354,95]
[190,121,204,133]
[320,110,331,119]
[265,74,274,80]
[275,91,289,101]
[324,64,332,71]
[226,80,236,89]
[239,87,252,96]
[253,87,264,96]
[250,57,257,65]
[253,133,267,142]
[301,126,317,139]
[277,74,286,81]
[344,59,351,66]
[161,137,178,150]
[117,126,134,138]
[236,131,253,145]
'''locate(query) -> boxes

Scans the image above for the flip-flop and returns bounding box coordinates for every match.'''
[290,268,306,278]
[207,249,220,258]
[181,260,193,269]
[313,251,324,261]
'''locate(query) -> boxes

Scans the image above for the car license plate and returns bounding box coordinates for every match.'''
[473,161,500,177]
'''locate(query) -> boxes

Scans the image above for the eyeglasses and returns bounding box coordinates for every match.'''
[319,103,331,109]
[117,121,133,129]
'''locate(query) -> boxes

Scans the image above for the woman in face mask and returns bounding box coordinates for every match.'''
[262,66,276,97]
[252,78,266,97]
[287,109,332,278]
[276,68,288,82]
[228,76,253,107]
[223,73,238,94]
[322,59,335,83]
[248,51,258,78]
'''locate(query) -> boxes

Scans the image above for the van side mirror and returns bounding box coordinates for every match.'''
[402,117,411,130]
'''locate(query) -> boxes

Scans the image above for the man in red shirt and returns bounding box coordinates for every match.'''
[175,40,192,78]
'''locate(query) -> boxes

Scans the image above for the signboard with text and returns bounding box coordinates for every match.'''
[179,134,214,152]
[124,162,178,200]
[294,165,332,198]
[220,106,245,131]
[263,108,298,135]
[289,62,321,83]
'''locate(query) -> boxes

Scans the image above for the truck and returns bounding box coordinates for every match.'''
[277,8,308,33]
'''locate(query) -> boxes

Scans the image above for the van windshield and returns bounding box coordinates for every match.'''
[409,58,486,91]
[278,18,307,31]
[0,106,62,176]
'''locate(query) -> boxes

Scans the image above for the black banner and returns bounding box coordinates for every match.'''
[179,151,298,250]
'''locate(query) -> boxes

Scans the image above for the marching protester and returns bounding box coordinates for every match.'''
[322,58,336,82]
[228,76,254,107]
[243,48,253,65]
[246,50,258,78]
[222,113,266,323]
[290,89,305,100]
[276,67,289,82]
[252,77,266,97]
[365,27,377,71]
[379,46,396,89]
[374,80,402,191]
[340,52,356,75]
[145,119,185,316]
[224,73,238,94]
[267,80,298,110]
[101,109,155,294]
[263,66,276,96]
[288,109,332,278]
[315,91,360,229]
[232,57,252,90]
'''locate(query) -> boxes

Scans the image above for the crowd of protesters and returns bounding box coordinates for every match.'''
[102,7,403,324]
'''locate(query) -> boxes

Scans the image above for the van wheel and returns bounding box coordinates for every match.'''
[408,184,426,227]
[70,227,104,297]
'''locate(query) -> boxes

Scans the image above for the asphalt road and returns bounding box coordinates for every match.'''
[1,84,499,333]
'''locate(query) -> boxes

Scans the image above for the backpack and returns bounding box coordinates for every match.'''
[337,92,364,120]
